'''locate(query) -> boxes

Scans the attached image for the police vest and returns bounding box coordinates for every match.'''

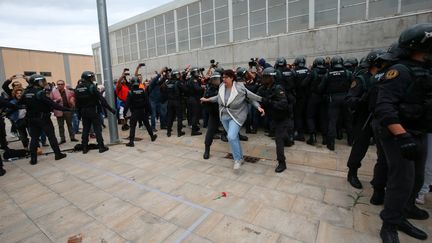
[310,68,327,93]
[23,87,51,116]
[129,88,147,109]
[166,80,180,100]
[75,82,98,108]
[275,68,295,91]
[326,69,352,94]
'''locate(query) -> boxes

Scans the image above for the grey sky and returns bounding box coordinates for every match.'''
[0,0,173,55]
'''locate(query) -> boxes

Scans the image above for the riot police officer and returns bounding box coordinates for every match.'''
[344,57,359,73]
[0,96,19,175]
[292,56,311,141]
[203,72,221,159]
[258,67,291,173]
[75,71,115,154]
[305,57,328,145]
[186,67,204,136]
[275,57,296,146]
[22,74,70,165]
[345,49,386,189]
[124,77,157,147]
[319,56,353,151]
[374,24,432,243]
[165,69,185,137]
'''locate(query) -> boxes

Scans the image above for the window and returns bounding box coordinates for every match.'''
[340,0,366,23]
[137,21,147,59]
[201,0,215,47]
[129,25,138,61]
[165,11,176,54]
[24,71,36,76]
[315,0,337,27]
[115,30,124,64]
[402,0,432,14]
[155,15,166,56]
[177,6,189,51]
[215,0,229,45]
[233,0,248,41]
[369,0,398,19]
[288,0,309,32]
[189,2,201,49]
[146,19,156,57]
[109,32,118,65]
[250,0,266,38]
[268,0,287,36]
[122,28,131,62]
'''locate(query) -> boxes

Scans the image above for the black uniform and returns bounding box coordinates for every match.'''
[293,67,311,140]
[124,86,155,145]
[22,86,69,164]
[375,60,431,227]
[186,76,204,135]
[164,79,185,136]
[204,82,220,148]
[75,80,114,152]
[305,66,328,144]
[275,66,296,145]
[320,67,353,149]
[258,81,291,171]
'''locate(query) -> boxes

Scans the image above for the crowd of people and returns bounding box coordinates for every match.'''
[0,23,430,243]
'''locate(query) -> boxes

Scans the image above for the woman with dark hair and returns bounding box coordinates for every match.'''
[201,69,264,172]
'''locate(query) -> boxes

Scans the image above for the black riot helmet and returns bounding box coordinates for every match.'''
[130,76,140,87]
[376,42,409,62]
[399,23,432,54]
[214,67,224,74]
[28,74,47,87]
[313,57,326,69]
[275,57,287,68]
[344,57,358,68]
[171,69,181,80]
[81,71,95,82]
[330,56,344,69]
[209,71,221,86]
[190,67,200,78]
[236,67,248,81]
[262,67,276,85]
[360,49,386,68]
[293,56,306,68]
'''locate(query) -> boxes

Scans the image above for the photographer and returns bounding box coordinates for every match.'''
[116,68,131,131]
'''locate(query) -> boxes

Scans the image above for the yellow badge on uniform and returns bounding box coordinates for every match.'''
[385,69,399,80]
[350,80,357,88]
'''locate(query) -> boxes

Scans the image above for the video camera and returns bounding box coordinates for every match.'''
[248,58,258,68]
[210,59,219,68]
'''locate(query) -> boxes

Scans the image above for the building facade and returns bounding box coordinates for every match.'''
[92,0,432,80]
[0,47,94,88]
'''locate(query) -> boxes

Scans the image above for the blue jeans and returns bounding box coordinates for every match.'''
[150,100,167,129]
[221,118,243,161]
[72,112,80,133]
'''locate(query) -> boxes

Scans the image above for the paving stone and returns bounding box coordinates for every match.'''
[18,192,70,219]
[237,173,281,189]
[34,205,94,241]
[57,221,125,243]
[292,196,353,228]
[194,211,225,238]
[252,207,318,243]
[112,210,178,242]
[303,173,350,191]
[20,232,52,243]
[245,186,296,212]
[204,177,253,197]
[163,204,205,229]
[8,183,53,205]
[170,182,218,206]
[207,195,263,223]
[164,229,213,243]
[131,191,180,217]
[206,216,280,243]
[0,219,42,242]
[316,221,380,243]
[0,200,29,230]
[61,184,112,211]
[277,179,325,201]
[277,235,303,243]
[324,188,369,209]
[145,175,185,193]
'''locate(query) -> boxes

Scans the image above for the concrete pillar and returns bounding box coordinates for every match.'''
[62,54,72,86]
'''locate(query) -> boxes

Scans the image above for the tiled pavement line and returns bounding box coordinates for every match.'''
[69,158,213,243]
[7,161,129,243]
[1,181,55,242]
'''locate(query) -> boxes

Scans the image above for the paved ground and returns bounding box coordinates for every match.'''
[1,123,431,243]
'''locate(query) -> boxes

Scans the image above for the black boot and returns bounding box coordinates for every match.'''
[203,145,210,160]
[370,188,385,205]
[380,223,400,243]
[125,142,134,147]
[396,219,428,240]
[178,131,185,137]
[275,161,287,173]
[99,146,109,153]
[221,133,228,142]
[326,142,335,151]
[0,167,5,176]
[191,131,202,136]
[404,205,430,220]
[167,130,171,137]
[55,153,67,160]
[294,134,305,141]
[322,136,327,145]
[82,146,89,154]
[30,158,37,165]
[306,133,317,145]
[151,134,157,142]
[239,133,248,141]
[347,169,363,189]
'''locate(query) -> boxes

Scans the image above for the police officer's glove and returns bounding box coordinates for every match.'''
[396,133,419,161]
